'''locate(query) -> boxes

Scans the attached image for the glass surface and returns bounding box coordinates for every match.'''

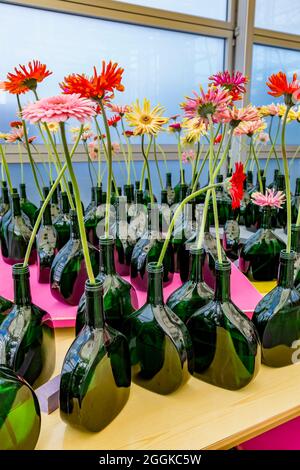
[255,0,300,35]
[0,4,225,143]
[251,44,300,144]
[122,0,228,20]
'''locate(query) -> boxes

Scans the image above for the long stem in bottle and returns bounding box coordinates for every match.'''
[17,142,24,184]
[99,100,113,237]
[281,105,292,252]
[139,136,152,190]
[141,134,154,203]
[153,137,163,190]
[250,137,263,192]
[157,142,168,172]
[177,133,184,184]
[94,116,119,195]
[264,116,281,175]
[0,144,13,193]
[211,188,223,262]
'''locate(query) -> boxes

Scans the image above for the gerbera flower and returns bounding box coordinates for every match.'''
[0,60,52,94]
[88,141,98,160]
[251,188,286,209]
[5,128,24,142]
[214,134,222,145]
[125,99,169,135]
[181,86,231,124]
[28,136,37,144]
[182,149,195,163]
[43,122,59,133]
[182,117,207,143]
[209,70,248,101]
[123,130,134,137]
[0,133,9,140]
[257,132,269,144]
[228,162,246,209]
[10,120,23,128]
[258,103,280,117]
[219,104,259,127]
[168,122,182,132]
[234,119,266,137]
[22,94,96,123]
[267,71,300,106]
[108,103,132,115]
[278,104,298,122]
[108,114,121,127]
[60,61,124,101]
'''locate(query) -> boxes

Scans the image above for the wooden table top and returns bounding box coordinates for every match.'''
[36,280,300,450]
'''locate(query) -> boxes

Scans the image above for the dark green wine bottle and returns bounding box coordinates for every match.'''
[292,224,300,288]
[114,196,133,275]
[246,170,254,192]
[174,169,185,203]
[165,172,175,206]
[53,191,71,250]
[0,183,10,223]
[36,200,58,283]
[143,178,157,205]
[50,185,61,222]
[268,168,279,189]
[239,206,285,281]
[19,183,38,227]
[60,279,131,432]
[0,365,41,450]
[0,295,13,326]
[85,186,96,215]
[223,209,240,260]
[186,260,261,390]
[167,247,213,323]
[252,250,300,367]
[292,177,300,224]
[50,210,99,305]
[84,185,102,247]
[0,264,55,387]
[125,262,194,394]
[76,235,138,335]
[273,174,286,229]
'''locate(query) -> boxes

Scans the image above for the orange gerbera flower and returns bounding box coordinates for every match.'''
[0,60,52,94]
[267,71,300,105]
[60,61,124,101]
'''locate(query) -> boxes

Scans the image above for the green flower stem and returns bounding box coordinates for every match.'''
[0,144,13,193]
[197,189,211,249]
[290,144,300,168]
[120,117,131,184]
[17,95,43,200]
[157,142,168,172]
[153,137,163,190]
[264,116,281,175]
[177,134,184,184]
[60,122,95,282]
[36,123,55,184]
[116,125,129,183]
[191,141,201,188]
[99,100,113,237]
[97,138,102,185]
[31,143,50,184]
[213,123,227,169]
[192,148,209,192]
[281,106,292,252]
[141,134,154,203]
[94,116,119,195]
[157,183,220,267]
[250,138,263,192]
[17,142,24,184]
[211,188,223,262]
[139,137,152,190]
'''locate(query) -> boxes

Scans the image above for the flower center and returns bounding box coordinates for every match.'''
[140,114,152,124]
[23,78,38,90]
[197,103,216,118]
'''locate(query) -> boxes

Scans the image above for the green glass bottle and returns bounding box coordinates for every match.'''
[53,191,71,250]
[84,186,102,247]
[160,189,170,235]
[60,279,131,432]
[0,263,55,387]
[268,168,280,189]
[124,184,134,212]
[186,260,261,390]
[246,170,254,192]
[167,247,213,323]
[36,200,58,283]
[252,250,300,367]
[114,196,133,276]
[165,172,175,206]
[292,224,300,288]
[68,181,85,215]
[274,174,286,229]
[143,178,157,205]
[171,183,189,279]
[125,262,194,395]
[19,183,38,227]
[223,209,240,260]
[50,184,61,222]
[0,192,35,265]
[239,206,285,281]
[0,295,13,326]
[174,168,185,203]
[76,235,138,335]
[130,203,174,291]
[85,186,96,215]
[0,365,41,450]
[50,210,99,305]
[0,182,10,224]
[238,178,250,226]
[292,177,300,224]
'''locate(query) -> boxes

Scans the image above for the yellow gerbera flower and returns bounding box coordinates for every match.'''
[181,117,207,143]
[43,122,59,133]
[70,123,91,134]
[0,132,9,140]
[278,104,297,122]
[125,99,169,135]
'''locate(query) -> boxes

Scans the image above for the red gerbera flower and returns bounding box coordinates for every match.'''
[123,130,134,137]
[60,61,124,101]
[108,114,121,127]
[229,162,246,209]
[10,120,23,128]
[214,133,222,144]
[267,72,300,105]
[0,60,52,95]
[209,71,248,101]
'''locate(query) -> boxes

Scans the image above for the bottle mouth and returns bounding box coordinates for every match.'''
[85,278,103,293]
[12,263,29,277]
[215,259,231,272]
[280,250,296,260]
[99,235,114,246]
[189,245,204,256]
[147,262,164,274]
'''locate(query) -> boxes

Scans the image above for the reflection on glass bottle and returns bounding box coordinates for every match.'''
[165,172,175,206]
[130,204,174,291]
[292,224,300,288]
[114,196,133,275]
[19,183,38,227]
[50,210,99,305]
[50,185,61,222]
[36,200,58,283]
[0,264,55,388]
[125,263,194,395]
[239,206,285,281]
[209,175,230,226]
[0,365,41,450]
[143,178,157,205]
[84,186,102,247]
[174,169,185,204]
[76,235,138,335]
[53,191,71,250]
[0,296,13,326]
[167,247,213,323]
[0,182,10,225]
[0,192,35,265]
[186,260,261,390]
[223,209,240,260]
[252,250,300,367]
[60,279,131,432]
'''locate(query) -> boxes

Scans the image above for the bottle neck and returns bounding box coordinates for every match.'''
[12,194,21,217]
[51,186,59,204]
[148,205,159,232]
[61,193,70,214]
[247,171,253,185]
[124,185,133,204]
[295,179,300,196]
[135,190,144,204]
[19,183,27,200]
[190,249,204,283]
[68,182,74,196]
[70,213,80,239]
[147,269,164,305]
[278,252,295,288]
[179,184,188,202]
[214,262,231,302]
[291,225,300,253]
[2,187,9,204]
[261,207,271,229]
[95,187,102,206]
[161,190,168,204]
[144,179,150,191]
[43,186,50,199]
[13,265,32,306]
[166,173,172,188]
[116,197,126,222]
[91,186,96,203]
[85,281,105,328]
[42,202,52,226]
[99,239,116,275]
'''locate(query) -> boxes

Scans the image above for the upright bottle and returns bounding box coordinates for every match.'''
[292,177,300,224]
[292,224,300,288]
[174,168,186,203]
[0,365,41,450]
[186,260,261,390]
[60,279,131,432]
[167,247,213,323]
[165,172,175,206]
[36,200,58,283]
[53,191,71,250]
[125,262,194,395]
[239,206,285,281]
[50,185,61,221]
[85,186,96,215]
[50,210,99,305]
[268,168,280,189]
[252,250,300,367]
[114,196,133,275]
[0,182,10,223]
[223,208,240,260]
[246,170,254,192]
[84,185,102,247]
[0,192,35,265]
[0,263,55,388]
[19,183,38,227]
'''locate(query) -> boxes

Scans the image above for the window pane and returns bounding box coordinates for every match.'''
[251,44,300,144]
[0,4,224,143]
[255,0,300,35]
[115,0,228,21]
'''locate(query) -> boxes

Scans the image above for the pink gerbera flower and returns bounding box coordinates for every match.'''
[181,86,231,124]
[251,189,286,209]
[209,71,248,101]
[22,94,96,123]
[182,149,195,163]
[219,105,259,127]
[168,122,182,132]
[234,119,265,136]
[5,128,24,142]
[108,103,132,115]
[88,141,98,160]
